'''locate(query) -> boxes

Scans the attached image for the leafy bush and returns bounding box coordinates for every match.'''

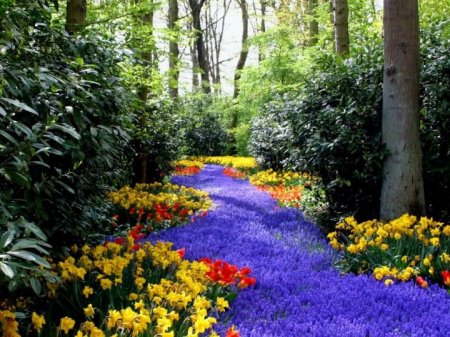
[249,23,450,227]
[178,94,229,156]
[0,0,134,248]
[129,98,182,183]
[420,23,450,223]
[250,46,385,228]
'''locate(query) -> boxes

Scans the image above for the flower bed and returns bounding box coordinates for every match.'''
[223,167,246,179]
[328,214,450,290]
[173,160,205,176]
[249,169,328,223]
[0,238,254,336]
[193,156,258,174]
[107,182,211,234]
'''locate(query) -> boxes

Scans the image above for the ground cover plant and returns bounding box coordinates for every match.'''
[328,214,450,290]
[156,165,450,337]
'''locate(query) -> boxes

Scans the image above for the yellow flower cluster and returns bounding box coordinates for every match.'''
[108,182,211,212]
[173,159,204,169]
[0,310,20,337]
[193,156,258,171]
[13,239,230,337]
[249,169,316,187]
[328,214,450,284]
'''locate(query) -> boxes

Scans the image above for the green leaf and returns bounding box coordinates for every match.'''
[0,262,14,278]
[55,180,75,194]
[0,130,18,145]
[50,124,81,140]
[21,221,48,241]
[11,239,50,254]
[0,230,16,249]
[7,251,51,268]
[0,98,38,115]
[0,106,6,116]
[30,277,42,295]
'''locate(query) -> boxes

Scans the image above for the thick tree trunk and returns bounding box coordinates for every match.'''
[189,0,211,93]
[308,0,319,46]
[233,0,249,99]
[168,0,180,98]
[65,0,87,34]
[333,0,349,56]
[259,0,266,62]
[380,0,425,220]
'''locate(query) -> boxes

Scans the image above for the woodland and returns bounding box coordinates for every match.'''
[0,0,450,336]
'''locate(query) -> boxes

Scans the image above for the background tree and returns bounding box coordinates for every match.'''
[233,0,249,99]
[66,0,87,33]
[188,0,211,93]
[380,0,425,219]
[168,0,180,98]
[333,0,349,55]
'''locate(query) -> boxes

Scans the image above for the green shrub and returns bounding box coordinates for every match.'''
[0,1,134,248]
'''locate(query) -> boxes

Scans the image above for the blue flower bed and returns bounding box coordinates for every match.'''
[150,165,450,337]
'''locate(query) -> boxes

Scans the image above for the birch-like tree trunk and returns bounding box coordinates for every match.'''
[380,0,425,220]
[233,0,249,98]
[168,0,180,98]
[333,0,349,56]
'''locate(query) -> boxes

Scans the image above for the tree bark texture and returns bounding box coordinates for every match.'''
[233,0,249,99]
[189,0,211,93]
[259,0,267,62]
[65,0,87,34]
[168,0,180,98]
[333,0,349,56]
[380,0,425,220]
[134,0,155,184]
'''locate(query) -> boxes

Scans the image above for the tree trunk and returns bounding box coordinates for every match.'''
[190,43,200,89]
[380,0,425,220]
[308,0,319,46]
[233,0,249,99]
[135,0,154,184]
[333,0,349,56]
[259,0,267,62]
[189,0,211,93]
[65,0,87,34]
[168,0,180,98]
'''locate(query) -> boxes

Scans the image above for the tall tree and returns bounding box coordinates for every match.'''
[380,0,425,220]
[307,0,319,46]
[65,0,87,34]
[134,0,156,183]
[188,0,211,93]
[233,0,249,98]
[168,0,180,98]
[333,0,349,55]
[259,0,267,61]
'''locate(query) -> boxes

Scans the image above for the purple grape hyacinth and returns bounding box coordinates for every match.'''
[149,165,450,337]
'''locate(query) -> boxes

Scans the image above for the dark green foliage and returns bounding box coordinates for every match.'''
[250,46,385,228]
[129,98,182,182]
[250,28,450,227]
[0,1,134,247]
[420,23,450,222]
[179,94,228,156]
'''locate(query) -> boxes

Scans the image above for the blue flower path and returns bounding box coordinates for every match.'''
[151,165,450,337]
